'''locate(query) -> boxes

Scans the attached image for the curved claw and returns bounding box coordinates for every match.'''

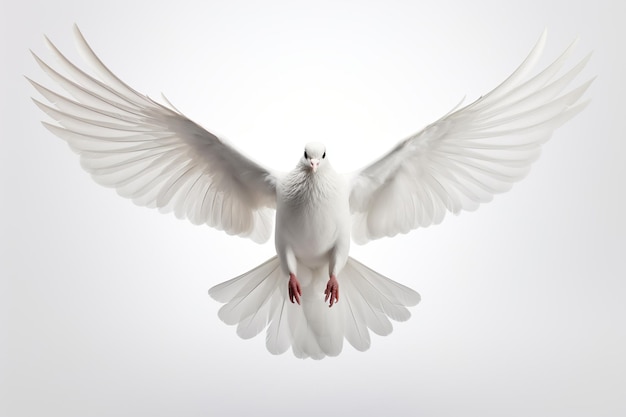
[288,273,302,305]
[324,275,339,308]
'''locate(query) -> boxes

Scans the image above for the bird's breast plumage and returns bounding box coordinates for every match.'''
[275,166,350,266]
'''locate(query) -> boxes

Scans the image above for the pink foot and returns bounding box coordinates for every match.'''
[288,273,302,305]
[324,275,339,307]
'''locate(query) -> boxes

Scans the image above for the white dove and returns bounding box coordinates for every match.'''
[29,26,592,359]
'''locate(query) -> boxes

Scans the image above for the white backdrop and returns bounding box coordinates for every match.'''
[2,1,625,416]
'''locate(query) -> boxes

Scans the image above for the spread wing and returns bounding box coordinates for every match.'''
[349,31,593,244]
[29,25,278,243]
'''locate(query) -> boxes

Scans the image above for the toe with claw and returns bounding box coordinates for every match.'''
[324,274,339,307]
[288,273,302,305]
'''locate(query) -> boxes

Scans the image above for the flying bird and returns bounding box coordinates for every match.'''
[29,26,592,359]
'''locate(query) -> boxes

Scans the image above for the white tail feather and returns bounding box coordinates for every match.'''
[208,256,420,359]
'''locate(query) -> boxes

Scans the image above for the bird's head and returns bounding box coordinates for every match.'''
[301,142,327,173]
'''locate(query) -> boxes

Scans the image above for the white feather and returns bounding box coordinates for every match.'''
[29,25,278,243]
[349,30,593,244]
[209,257,419,359]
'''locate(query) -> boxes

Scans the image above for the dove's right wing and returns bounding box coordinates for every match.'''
[349,31,592,244]
[29,25,278,243]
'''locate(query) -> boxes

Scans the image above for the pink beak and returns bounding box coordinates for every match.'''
[310,158,320,172]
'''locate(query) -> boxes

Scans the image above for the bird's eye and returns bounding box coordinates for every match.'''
[304,151,308,159]
[322,152,326,159]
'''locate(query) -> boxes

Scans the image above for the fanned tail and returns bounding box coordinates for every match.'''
[208,256,420,359]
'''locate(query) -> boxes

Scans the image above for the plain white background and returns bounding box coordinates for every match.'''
[2,1,625,416]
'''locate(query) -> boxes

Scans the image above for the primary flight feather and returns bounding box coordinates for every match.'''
[30,25,591,359]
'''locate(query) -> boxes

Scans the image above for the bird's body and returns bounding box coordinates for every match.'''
[276,151,349,273]
[29,25,592,358]
[276,143,350,304]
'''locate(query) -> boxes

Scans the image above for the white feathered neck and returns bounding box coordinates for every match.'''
[281,161,339,208]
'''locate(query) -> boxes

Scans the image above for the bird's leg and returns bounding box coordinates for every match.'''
[279,246,301,305]
[324,274,339,307]
[288,273,302,305]
[325,241,348,308]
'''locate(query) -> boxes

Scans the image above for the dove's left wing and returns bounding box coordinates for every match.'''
[349,32,593,244]
[29,26,278,243]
